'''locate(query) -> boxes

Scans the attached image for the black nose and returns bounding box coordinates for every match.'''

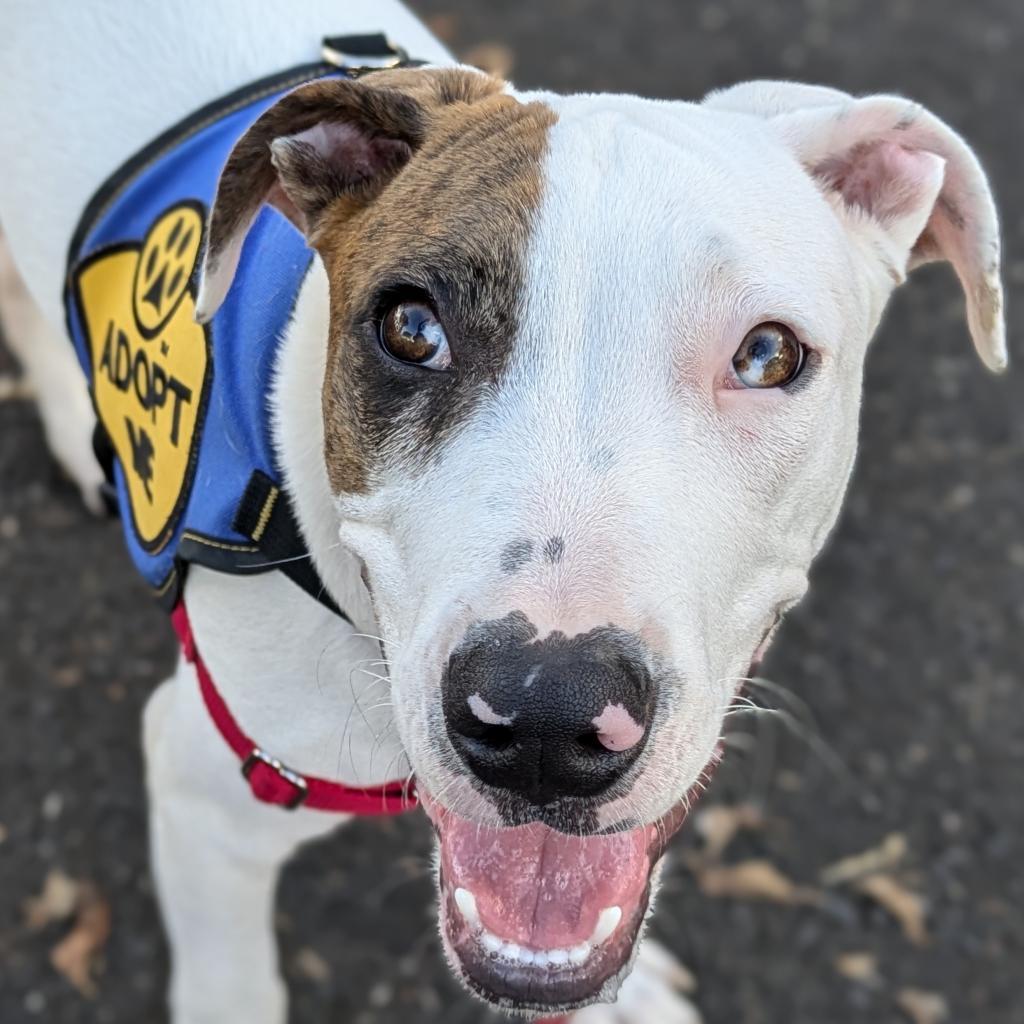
[442,614,655,805]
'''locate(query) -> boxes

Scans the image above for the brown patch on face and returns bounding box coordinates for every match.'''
[312,70,557,493]
[199,68,555,490]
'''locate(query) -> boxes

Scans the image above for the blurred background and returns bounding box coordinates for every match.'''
[1,1,1021,1022]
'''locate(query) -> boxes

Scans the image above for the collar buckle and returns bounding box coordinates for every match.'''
[242,748,309,810]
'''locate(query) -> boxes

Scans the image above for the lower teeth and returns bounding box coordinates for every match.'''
[478,932,589,968]
[453,887,619,969]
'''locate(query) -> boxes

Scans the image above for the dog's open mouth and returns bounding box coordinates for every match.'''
[421,793,690,1015]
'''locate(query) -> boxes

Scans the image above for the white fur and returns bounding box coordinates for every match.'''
[356,85,1002,837]
[0,2,1004,1023]
[0,236,105,511]
[572,939,703,1024]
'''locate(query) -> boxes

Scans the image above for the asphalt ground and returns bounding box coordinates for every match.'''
[1,2,1021,1022]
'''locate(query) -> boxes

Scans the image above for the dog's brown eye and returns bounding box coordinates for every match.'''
[380,302,451,369]
[732,323,805,388]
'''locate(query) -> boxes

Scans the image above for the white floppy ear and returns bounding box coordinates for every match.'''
[706,81,1007,371]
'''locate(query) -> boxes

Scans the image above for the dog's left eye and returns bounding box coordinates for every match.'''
[732,323,806,388]
[379,301,451,369]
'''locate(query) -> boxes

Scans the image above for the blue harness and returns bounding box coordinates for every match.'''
[62,46,400,614]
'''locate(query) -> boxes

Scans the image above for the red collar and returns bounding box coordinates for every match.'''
[171,603,416,815]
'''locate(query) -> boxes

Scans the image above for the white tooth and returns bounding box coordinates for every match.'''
[453,888,480,929]
[502,942,521,960]
[569,942,592,965]
[482,932,503,955]
[533,951,550,968]
[590,906,622,946]
[517,948,536,966]
[547,948,569,967]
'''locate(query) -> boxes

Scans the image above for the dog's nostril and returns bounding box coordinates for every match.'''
[575,730,610,754]
[465,722,516,751]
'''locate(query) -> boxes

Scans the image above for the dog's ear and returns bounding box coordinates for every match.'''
[705,81,1006,371]
[195,69,499,323]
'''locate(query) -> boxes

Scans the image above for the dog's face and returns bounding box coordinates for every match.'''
[199,69,1004,1014]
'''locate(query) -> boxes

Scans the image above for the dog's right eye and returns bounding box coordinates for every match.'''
[732,322,806,388]
[379,301,451,370]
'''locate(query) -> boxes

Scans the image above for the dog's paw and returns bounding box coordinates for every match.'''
[568,939,702,1024]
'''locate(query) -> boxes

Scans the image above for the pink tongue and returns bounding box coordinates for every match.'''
[440,813,652,949]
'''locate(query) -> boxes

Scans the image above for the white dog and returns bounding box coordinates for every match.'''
[0,0,1005,1021]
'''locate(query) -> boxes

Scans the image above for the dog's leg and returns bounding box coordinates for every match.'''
[568,938,703,1024]
[143,657,345,1024]
[0,230,105,512]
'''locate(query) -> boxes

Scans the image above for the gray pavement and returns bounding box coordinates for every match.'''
[1,2,1021,1022]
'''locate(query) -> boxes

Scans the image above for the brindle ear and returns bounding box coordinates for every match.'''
[705,81,1007,372]
[195,69,500,323]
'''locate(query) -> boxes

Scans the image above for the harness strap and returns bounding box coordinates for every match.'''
[170,602,415,815]
[232,470,346,621]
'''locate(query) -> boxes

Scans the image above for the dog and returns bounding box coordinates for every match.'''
[0,0,1006,1021]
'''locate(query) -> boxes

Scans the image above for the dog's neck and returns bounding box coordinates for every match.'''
[271,259,380,636]
[180,257,407,788]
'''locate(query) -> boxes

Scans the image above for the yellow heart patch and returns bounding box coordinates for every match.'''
[74,202,211,551]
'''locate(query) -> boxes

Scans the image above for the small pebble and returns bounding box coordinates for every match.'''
[41,791,63,822]
[24,991,46,1015]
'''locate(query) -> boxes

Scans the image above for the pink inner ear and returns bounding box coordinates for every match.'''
[265,180,304,231]
[285,122,412,184]
[817,140,945,224]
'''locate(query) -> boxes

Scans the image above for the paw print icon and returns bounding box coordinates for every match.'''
[132,203,203,338]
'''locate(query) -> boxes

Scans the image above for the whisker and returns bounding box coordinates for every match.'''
[242,540,343,571]
[368,721,396,776]
[349,632,390,646]
[718,674,861,794]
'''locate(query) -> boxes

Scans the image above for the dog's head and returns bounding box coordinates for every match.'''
[198,69,1005,1014]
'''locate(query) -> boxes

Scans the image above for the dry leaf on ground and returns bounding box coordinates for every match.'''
[53,665,84,688]
[697,859,821,905]
[856,873,929,946]
[896,987,949,1024]
[692,803,765,863]
[833,951,881,987]
[462,42,515,78]
[49,883,112,998]
[293,946,331,983]
[24,870,81,930]
[821,831,908,886]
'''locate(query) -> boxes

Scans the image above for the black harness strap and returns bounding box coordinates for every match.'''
[233,470,348,622]
[91,420,119,515]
